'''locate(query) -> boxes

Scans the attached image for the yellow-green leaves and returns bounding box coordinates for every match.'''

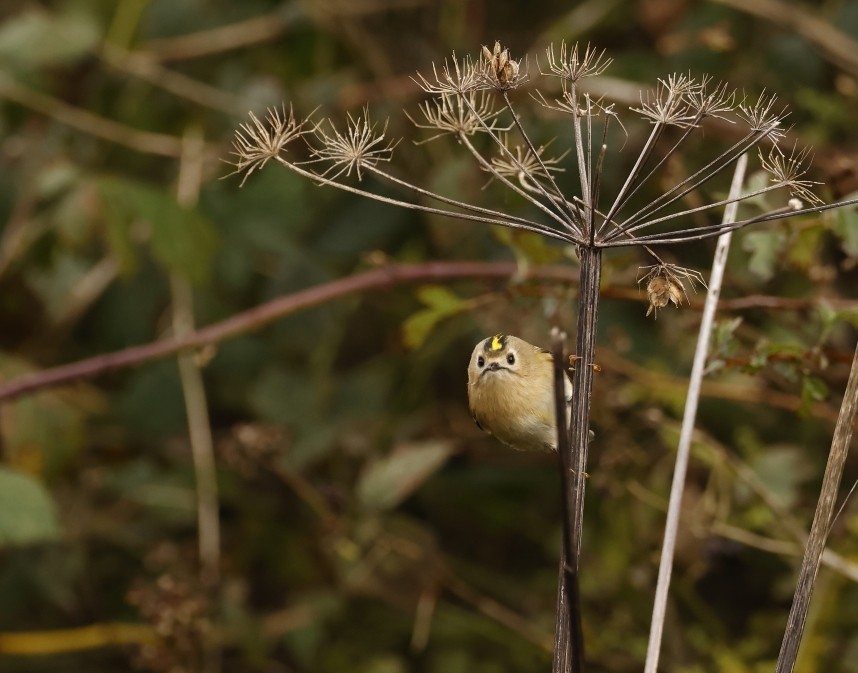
[0,9,99,73]
[402,285,471,350]
[0,468,60,546]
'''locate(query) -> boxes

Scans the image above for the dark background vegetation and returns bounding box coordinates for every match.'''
[1,0,857,671]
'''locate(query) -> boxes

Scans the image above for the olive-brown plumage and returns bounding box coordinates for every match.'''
[467,334,572,452]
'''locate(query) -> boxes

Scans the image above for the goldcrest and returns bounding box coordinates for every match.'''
[467,334,572,452]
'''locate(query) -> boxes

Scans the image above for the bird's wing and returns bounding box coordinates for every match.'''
[470,408,486,433]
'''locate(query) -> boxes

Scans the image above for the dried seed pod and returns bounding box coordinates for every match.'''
[639,263,702,317]
[480,41,522,90]
[667,279,685,308]
[646,274,671,316]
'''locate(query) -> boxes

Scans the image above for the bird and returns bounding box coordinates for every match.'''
[467,334,572,452]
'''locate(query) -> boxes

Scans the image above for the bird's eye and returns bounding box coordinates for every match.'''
[507,353,515,365]
[477,356,485,368]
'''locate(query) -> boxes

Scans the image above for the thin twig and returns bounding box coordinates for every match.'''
[711,523,858,584]
[279,156,576,242]
[365,163,558,237]
[139,5,299,62]
[606,129,770,241]
[643,152,748,673]
[444,574,553,652]
[101,45,244,115]
[0,73,189,158]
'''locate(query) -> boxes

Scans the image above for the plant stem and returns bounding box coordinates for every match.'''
[552,245,601,673]
[174,129,220,591]
[569,246,601,564]
[643,152,748,673]
[775,341,858,673]
[551,329,584,673]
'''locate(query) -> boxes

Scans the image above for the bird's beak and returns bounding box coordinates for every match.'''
[488,362,501,371]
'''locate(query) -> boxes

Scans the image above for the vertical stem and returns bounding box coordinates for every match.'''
[552,245,601,673]
[569,246,601,565]
[551,330,584,673]
[643,153,748,673]
[775,342,858,673]
[172,128,221,590]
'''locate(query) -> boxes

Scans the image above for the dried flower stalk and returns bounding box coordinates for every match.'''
[228,40,858,673]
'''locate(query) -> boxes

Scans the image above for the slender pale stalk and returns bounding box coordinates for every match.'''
[173,130,221,599]
[643,152,747,673]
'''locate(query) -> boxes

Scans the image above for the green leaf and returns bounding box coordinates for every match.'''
[96,176,218,284]
[357,441,453,511]
[830,196,858,256]
[801,375,829,410]
[818,301,838,331]
[416,285,466,311]
[834,307,858,328]
[817,301,858,342]
[0,468,60,546]
[742,230,786,281]
[741,171,776,212]
[749,446,813,508]
[786,224,823,269]
[0,9,100,72]
[710,317,742,361]
[401,285,469,350]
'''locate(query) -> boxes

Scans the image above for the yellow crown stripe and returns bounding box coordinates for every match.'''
[490,335,504,351]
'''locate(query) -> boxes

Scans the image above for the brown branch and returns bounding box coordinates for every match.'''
[101,45,245,115]
[139,8,297,62]
[0,74,186,158]
[0,261,578,402]
[600,345,844,425]
[444,574,553,653]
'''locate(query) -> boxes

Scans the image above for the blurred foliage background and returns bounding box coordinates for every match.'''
[0,0,857,672]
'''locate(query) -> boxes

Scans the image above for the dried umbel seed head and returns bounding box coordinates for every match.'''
[638,263,703,317]
[646,273,673,316]
[481,41,521,89]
